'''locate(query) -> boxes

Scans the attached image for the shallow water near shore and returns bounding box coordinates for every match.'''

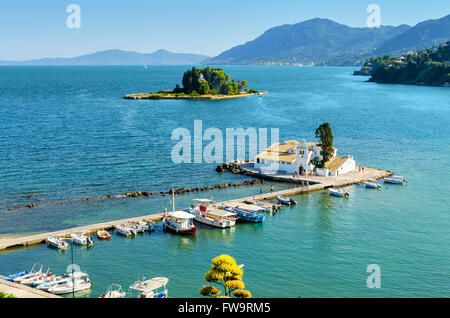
[0,66,449,297]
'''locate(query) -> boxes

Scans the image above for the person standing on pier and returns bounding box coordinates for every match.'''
[270,185,273,193]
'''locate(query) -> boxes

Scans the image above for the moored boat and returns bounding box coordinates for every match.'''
[2,269,30,282]
[47,272,92,295]
[188,199,236,228]
[328,187,349,197]
[222,203,265,223]
[47,236,69,250]
[115,224,136,237]
[35,274,72,291]
[384,175,407,185]
[163,211,197,235]
[364,179,381,189]
[129,276,168,298]
[276,195,297,206]
[100,284,127,298]
[19,266,52,286]
[70,233,94,246]
[97,229,111,240]
[13,264,50,284]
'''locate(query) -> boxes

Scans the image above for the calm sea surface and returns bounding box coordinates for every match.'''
[0,66,449,297]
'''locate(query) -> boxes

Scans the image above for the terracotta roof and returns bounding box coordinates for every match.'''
[255,140,299,163]
[324,156,349,172]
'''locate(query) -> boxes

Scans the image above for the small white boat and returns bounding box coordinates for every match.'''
[115,224,136,237]
[47,236,69,250]
[47,272,92,295]
[70,233,94,246]
[384,175,407,185]
[328,187,349,197]
[19,266,52,286]
[13,264,50,284]
[100,284,127,298]
[35,274,71,291]
[129,276,168,298]
[364,180,381,189]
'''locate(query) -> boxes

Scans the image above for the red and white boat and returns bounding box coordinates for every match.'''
[163,211,197,235]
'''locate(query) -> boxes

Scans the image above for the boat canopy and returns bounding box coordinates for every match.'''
[168,211,195,219]
[193,199,213,203]
[70,272,88,278]
[207,209,235,218]
[130,277,169,291]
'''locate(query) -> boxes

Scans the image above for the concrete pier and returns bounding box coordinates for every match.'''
[0,276,60,298]
[0,165,391,252]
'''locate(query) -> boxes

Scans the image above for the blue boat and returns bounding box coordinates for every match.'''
[222,204,265,223]
[2,269,30,282]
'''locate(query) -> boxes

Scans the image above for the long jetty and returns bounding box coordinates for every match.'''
[0,164,391,252]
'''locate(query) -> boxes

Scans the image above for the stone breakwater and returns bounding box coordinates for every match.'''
[5,179,264,211]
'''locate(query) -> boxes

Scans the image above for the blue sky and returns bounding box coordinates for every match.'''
[0,0,449,60]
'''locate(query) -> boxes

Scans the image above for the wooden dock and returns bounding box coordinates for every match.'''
[0,166,391,252]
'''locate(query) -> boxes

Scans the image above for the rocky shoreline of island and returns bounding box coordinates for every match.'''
[124,90,267,100]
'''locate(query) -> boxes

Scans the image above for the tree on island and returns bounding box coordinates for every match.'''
[200,254,252,298]
[175,67,256,96]
[315,123,334,168]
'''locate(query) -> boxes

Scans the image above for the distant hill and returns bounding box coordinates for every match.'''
[205,14,450,66]
[374,14,450,56]
[0,49,210,65]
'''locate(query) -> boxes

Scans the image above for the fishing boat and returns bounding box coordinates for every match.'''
[115,224,136,237]
[70,233,94,246]
[163,211,197,235]
[47,236,69,250]
[364,179,381,189]
[20,266,52,286]
[384,175,407,185]
[276,195,298,206]
[188,199,236,228]
[47,272,92,295]
[2,269,30,282]
[97,229,111,240]
[100,284,127,298]
[222,203,265,223]
[328,187,349,197]
[13,264,50,284]
[129,276,168,298]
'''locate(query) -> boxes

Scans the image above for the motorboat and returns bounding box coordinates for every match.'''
[115,224,136,237]
[19,266,52,286]
[13,264,50,284]
[276,195,298,206]
[35,274,72,291]
[47,236,69,250]
[100,284,127,298]
[384,175,407,185]
[2,269,30,282]
[364,179,381,189]
[163,211,197,235]
[70,233,94,246]
[136,220,154,232]
[187,199,236,228]
[97,229,111,240]
[328,187,349,197]
[129,276,168,298]
[47,272,92,295]
[127,222,145,234]
[222,203,265,223]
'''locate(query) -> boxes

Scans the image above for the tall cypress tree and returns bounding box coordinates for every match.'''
[315,123,334,168]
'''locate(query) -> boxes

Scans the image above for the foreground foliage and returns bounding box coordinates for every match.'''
[200,254,252,298]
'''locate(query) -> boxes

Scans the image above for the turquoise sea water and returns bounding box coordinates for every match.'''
[0,66,449,297]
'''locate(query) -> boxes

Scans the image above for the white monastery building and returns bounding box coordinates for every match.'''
[254,139,356,177]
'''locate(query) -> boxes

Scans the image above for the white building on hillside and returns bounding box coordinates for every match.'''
[254,139,355,176]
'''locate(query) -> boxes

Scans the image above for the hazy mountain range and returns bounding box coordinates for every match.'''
[0,49,209,66]
[205,14,450,66]
[1,14,449,66]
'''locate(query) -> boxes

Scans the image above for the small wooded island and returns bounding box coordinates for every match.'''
[125,67,267,100]
[354,41,450,86]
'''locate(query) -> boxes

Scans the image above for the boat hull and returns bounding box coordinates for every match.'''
[163,222,197,235]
